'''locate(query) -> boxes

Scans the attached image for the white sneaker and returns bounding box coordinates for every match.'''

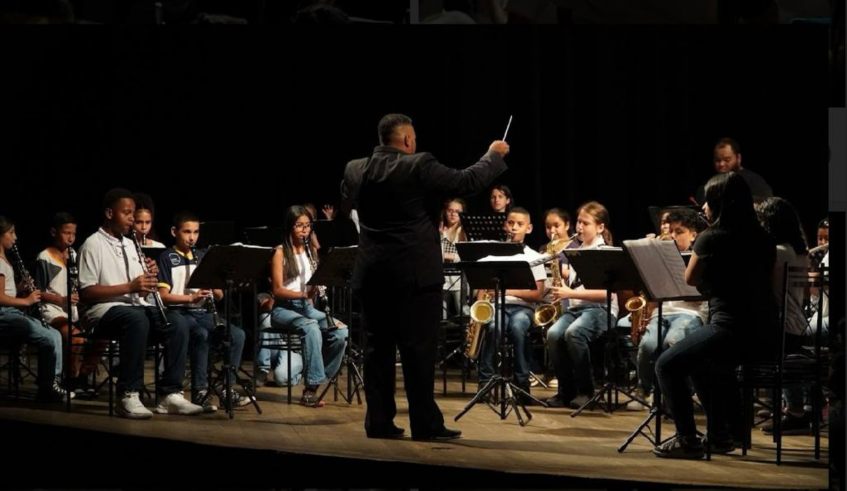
[547,377,559,389]
[154,392,204,415]
[627,389,651,411]
[116,391,153,420]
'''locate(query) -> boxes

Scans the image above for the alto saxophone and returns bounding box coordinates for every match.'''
[533,232,577,327]
[465,290,493,360]
[625,292,653,345]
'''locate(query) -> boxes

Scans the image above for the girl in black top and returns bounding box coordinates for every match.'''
[653,172,776,459]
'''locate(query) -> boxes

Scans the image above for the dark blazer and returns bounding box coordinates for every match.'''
[342,146,507,289]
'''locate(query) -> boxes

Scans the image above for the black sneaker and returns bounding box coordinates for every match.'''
[701,435,736,454]
[220,388,254,409]
[545,394,569,408]
[192,389,218,413]
[69,375,98,398]
[762,411,812,435]
[254,370,269,387]
[653,435,705,460]
[300,390,324,408]
[36,381,75,403]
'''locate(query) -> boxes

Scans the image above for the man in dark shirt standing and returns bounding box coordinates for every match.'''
[695,137,773,205]
[343,114,508,440]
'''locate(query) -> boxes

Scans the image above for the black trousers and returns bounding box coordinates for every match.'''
[359,282,445,438]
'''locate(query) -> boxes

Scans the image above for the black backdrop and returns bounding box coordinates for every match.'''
[1,27,829,257]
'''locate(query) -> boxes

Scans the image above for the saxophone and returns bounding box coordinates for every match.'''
[625,292,653,345]
[533,232,577,327]
[465,290,492,360]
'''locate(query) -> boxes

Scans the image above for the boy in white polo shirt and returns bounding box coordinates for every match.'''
[78,188,202,419]
[476,207,547,402]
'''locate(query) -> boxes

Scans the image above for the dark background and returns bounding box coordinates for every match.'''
[0,27,830,257]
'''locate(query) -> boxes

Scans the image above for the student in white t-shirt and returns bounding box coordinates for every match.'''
[35,212,102,396]
[545,201,619,409]
[0,216,68,402]
[476,207,546,400]
[78,188,202,419]
[270,205,348,408]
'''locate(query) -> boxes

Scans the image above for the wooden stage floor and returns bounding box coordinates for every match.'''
[0,367,830,489]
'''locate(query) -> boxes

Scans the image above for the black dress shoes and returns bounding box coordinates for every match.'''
[366,425,406,439]
[411,427,462,441]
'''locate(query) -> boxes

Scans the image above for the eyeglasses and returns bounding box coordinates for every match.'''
[446,209,463,215]
[294,223,312,230]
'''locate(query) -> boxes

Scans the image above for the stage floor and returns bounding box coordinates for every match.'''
[0,367,830,489]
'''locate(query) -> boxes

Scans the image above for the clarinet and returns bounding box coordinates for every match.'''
[130,231,170,327]
[302,233,335,326]
[67,246,81,324]
[9,244,49,327]
[190,245,225,329]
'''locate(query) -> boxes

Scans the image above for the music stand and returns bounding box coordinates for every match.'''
[617,238,705,453]
[188,244,274,418]
[454,256,549,426]
[450,241,523,371]
[459,213,508,242]
[311,246,363,405]
[563,247,645,417]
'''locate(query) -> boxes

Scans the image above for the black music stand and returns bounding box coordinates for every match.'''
[188,244,274,418]
[617,238,705,453]
[459,213,507,242]
[312,246,362,404]
[564,247,645,417]
[454,257,549,426]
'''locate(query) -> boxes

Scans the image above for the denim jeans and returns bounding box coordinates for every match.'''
[655,322,738,439]
[168,309,245,391]
[546,304,609,398]
[0,306,61,391]
[271,299,347,387]
[478,304,534,386]
[636,313,703,393]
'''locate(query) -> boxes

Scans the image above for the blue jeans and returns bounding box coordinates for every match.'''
[478,304,534,386]
[271,299,347,387]
[655,322,738,440]
[257,311,303,386]
[636,313,702,393]
[168,310,245,391]
[0,307,62,392]
[547,304,609,398]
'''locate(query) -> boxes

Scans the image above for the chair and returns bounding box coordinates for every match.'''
[738,264,829,464]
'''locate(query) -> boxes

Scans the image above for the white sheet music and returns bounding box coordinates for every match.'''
[623,238,701,301]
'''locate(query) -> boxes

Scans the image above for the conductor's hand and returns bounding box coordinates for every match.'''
[489,141,510,158]
[131,274,159,294]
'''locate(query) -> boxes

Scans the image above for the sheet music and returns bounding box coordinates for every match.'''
[623,238,701,301]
